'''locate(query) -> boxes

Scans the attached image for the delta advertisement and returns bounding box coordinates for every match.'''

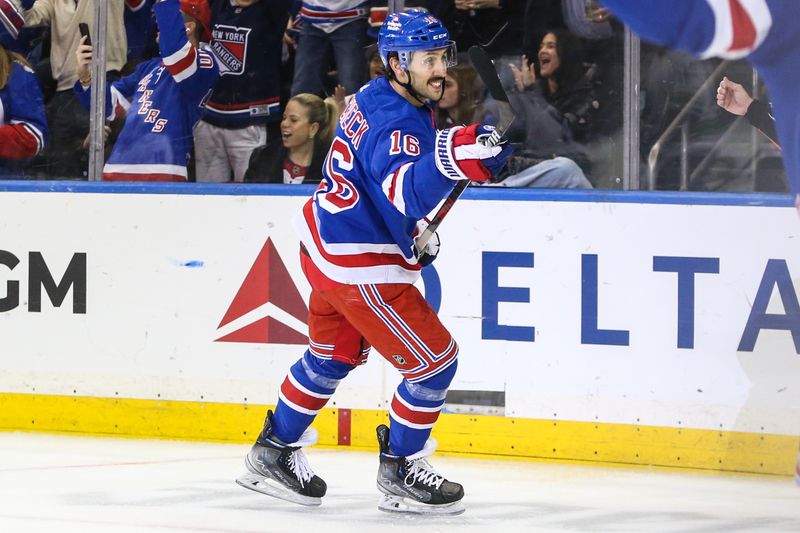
[0,187,798,439]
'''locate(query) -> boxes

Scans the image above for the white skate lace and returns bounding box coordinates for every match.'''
[402,438,444,490]
[286,449,314,487]
[404,458,445,490]
[285,427,319,488]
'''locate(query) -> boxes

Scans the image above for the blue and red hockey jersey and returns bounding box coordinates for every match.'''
[601,0,800,198]
[124,0,156,63]
[74,0,219,181]
[0,0,26,47]
[0,0,38,56]
[299,0,371,32]
[203,0,289,128]
[0,59,47,178]
[294,76,460,285]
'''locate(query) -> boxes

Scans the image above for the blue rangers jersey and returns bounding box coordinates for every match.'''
[0,59,47,178]
[294,76,460,285]
[0,0,26,48]
[601,0,800,198]
[74,0,219,181]
[203,0,290,128]
[124,0,156,63]
[299,0,371,33]
[0,0,38,56]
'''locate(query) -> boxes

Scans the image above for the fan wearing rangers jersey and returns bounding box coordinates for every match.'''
[235,10,512,515]
[291,0,372,96]
[600,0,800,487]
[0,37,47,178]
[0,0,36,56]
[193,0,290,183]
[73,0,219,181]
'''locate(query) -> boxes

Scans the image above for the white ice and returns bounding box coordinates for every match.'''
[0,431,797,533]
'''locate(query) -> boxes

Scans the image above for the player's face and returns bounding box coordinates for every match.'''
[438,73,459,110]
[281,100,315,150]
[235,0,260,6]
[407,49,449,102]
[538,33,560,79]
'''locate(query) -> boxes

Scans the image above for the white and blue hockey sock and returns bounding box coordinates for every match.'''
[388,360,457,457]
[271,350,355,443]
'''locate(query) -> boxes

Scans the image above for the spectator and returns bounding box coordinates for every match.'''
[22,0,132,178]
[364,1,428,40]
[244,93,336,184]
[290,0,369,97]
[0,0,37,56]
[331,43,385,113]
[193,0,290,183]
[1,0,49,119]
[521,0,565,61]
[560,0,613,40]
[74,0,219,181]
[434,62,486,128]
[716,76,785,193]
[497,29,599,188]
[716,76,778,146]
[124,0,158,65]
[433,0,526,59]
[365,42,385,80]
[0,35,47,177]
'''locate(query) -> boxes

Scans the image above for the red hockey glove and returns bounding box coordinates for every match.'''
[435,124,513,182]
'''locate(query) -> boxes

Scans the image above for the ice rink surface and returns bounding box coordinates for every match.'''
[0,432,797,533]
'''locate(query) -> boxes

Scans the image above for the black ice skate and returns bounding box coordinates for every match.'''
[375,424,465,515]
[236,410,327,506]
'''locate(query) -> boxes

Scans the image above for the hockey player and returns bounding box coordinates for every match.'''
[0,32,47,177]
[599,0,800,488]
[236,9,512,515]
[74,0,219,181]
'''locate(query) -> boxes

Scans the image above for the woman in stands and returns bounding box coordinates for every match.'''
[0,36,47,178]
[245,93,337,184]
[514,29,599,141]
[435,63,486,128]
[496,29,596,188]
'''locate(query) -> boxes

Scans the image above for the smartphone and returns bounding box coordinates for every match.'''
[78,22,91,46]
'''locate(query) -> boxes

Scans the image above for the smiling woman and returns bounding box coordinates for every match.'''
[434,62,486,128]
[497,28,601,188]
[244,93,337,184]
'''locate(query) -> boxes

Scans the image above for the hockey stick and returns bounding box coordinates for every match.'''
[415,45,516,259]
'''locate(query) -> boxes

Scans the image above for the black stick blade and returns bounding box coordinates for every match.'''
[468,45,509,104]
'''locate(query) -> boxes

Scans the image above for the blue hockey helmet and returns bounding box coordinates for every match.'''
[378,9,457,72]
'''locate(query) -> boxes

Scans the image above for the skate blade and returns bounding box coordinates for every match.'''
[378,493,465,516]
[236,472,322,507]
